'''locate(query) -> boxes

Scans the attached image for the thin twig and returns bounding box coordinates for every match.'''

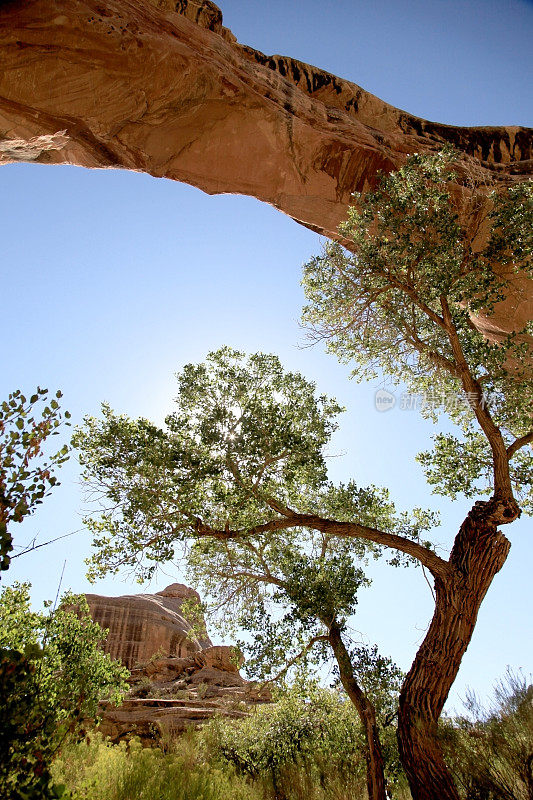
[11,527,84,559]
[53,559,67,612]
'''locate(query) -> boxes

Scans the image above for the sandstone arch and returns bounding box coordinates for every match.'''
[0,0,531,337]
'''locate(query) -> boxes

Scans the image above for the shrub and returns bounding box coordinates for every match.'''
[0,583,129,799]
[52,733,262,800]
[203,682,407,800]
[440,670,533,800]
[0,647,70,799]
[205,681,413,799]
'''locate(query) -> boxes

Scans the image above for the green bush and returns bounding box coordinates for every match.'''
[440,670,533,800]
[203,683,410,800]
[0,583,129,799]
[0,648,70,800]
[52,733,262,800]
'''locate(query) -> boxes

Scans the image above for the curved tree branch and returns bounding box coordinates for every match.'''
[440,294,513,498]
[507,431,533,459]
[194,513,451,582]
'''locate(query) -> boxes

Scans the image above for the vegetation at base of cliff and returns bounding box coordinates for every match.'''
[50,670,532,800]
[202,682,408,799]
[52,733,264,800]
[0,582,129,800]
[52,727,376,800]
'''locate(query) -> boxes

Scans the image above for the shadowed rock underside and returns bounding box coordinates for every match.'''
[0,0,531,339]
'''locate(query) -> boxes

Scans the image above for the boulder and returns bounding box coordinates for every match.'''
[187,665,246,688]
[203,645,244,673]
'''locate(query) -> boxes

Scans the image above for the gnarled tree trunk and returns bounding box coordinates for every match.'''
[398,497,520,800]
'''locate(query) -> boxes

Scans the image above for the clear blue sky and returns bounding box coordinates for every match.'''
[1,0,531,710]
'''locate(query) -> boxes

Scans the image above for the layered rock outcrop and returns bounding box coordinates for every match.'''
[99,650,269,745]
[86,583,212,669]
[0,0,531,338]
[86,583,269,743]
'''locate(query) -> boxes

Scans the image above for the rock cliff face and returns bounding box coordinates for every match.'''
[85,582,269,744]
[99,650,270,745]
[86,582,212,669]
[0,0,530,231]
[0,0,531,338]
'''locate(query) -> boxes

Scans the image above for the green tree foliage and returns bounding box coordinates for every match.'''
[75,348,436,799]
[74,348,435,583]
[0,582,129,800]
[0,389,71,572]
[73,349,434,684]
[302,150,532,510]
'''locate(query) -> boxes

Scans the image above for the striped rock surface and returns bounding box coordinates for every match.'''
[86,583,212,669]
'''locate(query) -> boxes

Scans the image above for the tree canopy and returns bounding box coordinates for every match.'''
[75,348,437,586]
[302,150,532,510]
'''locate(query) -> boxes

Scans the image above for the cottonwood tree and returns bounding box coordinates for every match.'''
[75,348,435,800]
[301,150,532,799]
[74,152,532,800]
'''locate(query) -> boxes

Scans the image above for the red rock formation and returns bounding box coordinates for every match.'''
[86,582,212,669]
[85,581,268,744]
[1,0,530,230]
[0,0,531,337]
[98,696,249,744]
[203,644,244,673]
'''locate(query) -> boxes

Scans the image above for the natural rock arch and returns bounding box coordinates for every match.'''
[0,0,531,337]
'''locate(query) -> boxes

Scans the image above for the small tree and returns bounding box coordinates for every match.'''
[186,500,408,798]
[0,388,70,572]
[0,582,129,800]
[74,348,436,800]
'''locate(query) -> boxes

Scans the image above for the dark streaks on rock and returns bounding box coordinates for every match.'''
[0,0,531,341]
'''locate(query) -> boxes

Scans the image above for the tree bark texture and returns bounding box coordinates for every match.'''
[398,498,519,800]
[327,621,388,800]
